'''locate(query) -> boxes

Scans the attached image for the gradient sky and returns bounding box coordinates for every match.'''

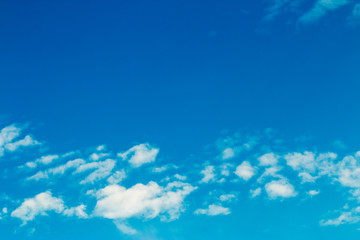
[1,0,360,239]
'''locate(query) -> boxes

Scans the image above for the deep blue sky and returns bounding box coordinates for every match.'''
[1,0,360,239]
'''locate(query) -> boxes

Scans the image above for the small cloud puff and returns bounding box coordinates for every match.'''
[118,143,159,168]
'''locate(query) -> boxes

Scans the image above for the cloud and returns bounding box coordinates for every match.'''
[75,159,116,184]
[235,161,256,181]
[250,187,262,198]
[200,165,216,183]
[194,204,231,216]
[265,180,297,199]
[63,205,88,218]
[222,148,235,160]
[299,0,349,24]
[94,181,196,221]
[347,3,360,25]
[258,153,279,166]
[337,155,360,188]
[27,158,86,181]
[118,143,159,168]
[107,170,126,184]
[320,207,360,226]
[114,220,138,235]
[25,154,59,168]
[219,194,236,202]
[11,191,64,223]
[308,190,320,196]
[284,151,316,172]
[0,125,40,157]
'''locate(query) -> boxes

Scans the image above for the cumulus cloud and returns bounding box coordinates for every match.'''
[235,161,256,181]
[284,151,316,172]
[11,191,64,223]
[219,194,236,202]
[265,180,297,199]
[222,148,235,160]
[200,165,216,183]
[194,204,230,216]
[63,205,88,218]
[258,153,279,166]
[94,181,196,221]
[107,170,126,184]
[0,125,40,157]
[118,143,159,168]
[308,190,320,196]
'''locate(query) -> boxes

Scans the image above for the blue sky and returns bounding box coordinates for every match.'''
[1,0,360,239]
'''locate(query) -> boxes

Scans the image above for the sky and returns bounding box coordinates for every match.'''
[1,0,360,239]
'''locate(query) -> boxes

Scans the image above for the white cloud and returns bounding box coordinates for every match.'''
[107,170,126,184]
[63,204,88,218]
[94,181,196,221]
[320,207,360,226]
[118,143,159,168]
[75,159,116,184]
[308,190,320,196]
[26,154,59,168]
[219,194,236,202]
[299,0,349,24]
[114,220,138,235]
[257,166,284,183]
[200,165,216,183]
[222,148,235,160]
[258,153,279,166]
[284,151,316,172]
[174,174,187,181]
[194,204,230,216]
[298,171,318,183]
[27,158,86,181]
[265,180,297,199]
[337,156,360,188]
[11,191,64,223]
[5,135,40,152]
[250,187,262,198]
[235,161,255,181]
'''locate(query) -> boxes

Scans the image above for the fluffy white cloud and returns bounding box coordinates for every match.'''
[337,156,360,188]
[235,161,255,181]
[0,125,40,157]
[118,143,159,168]
[308,190,320,196]
[11,191,64,223]
[94,181,196,221]
[222,148,235,160]
[107,170,126,184]
[284,151,316,172]
[63,204,88,218]
[219,194,236,202]
[200,165,216,183]
[194,204,230,216]
[258,153,279,166]
[265,180,297,199]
